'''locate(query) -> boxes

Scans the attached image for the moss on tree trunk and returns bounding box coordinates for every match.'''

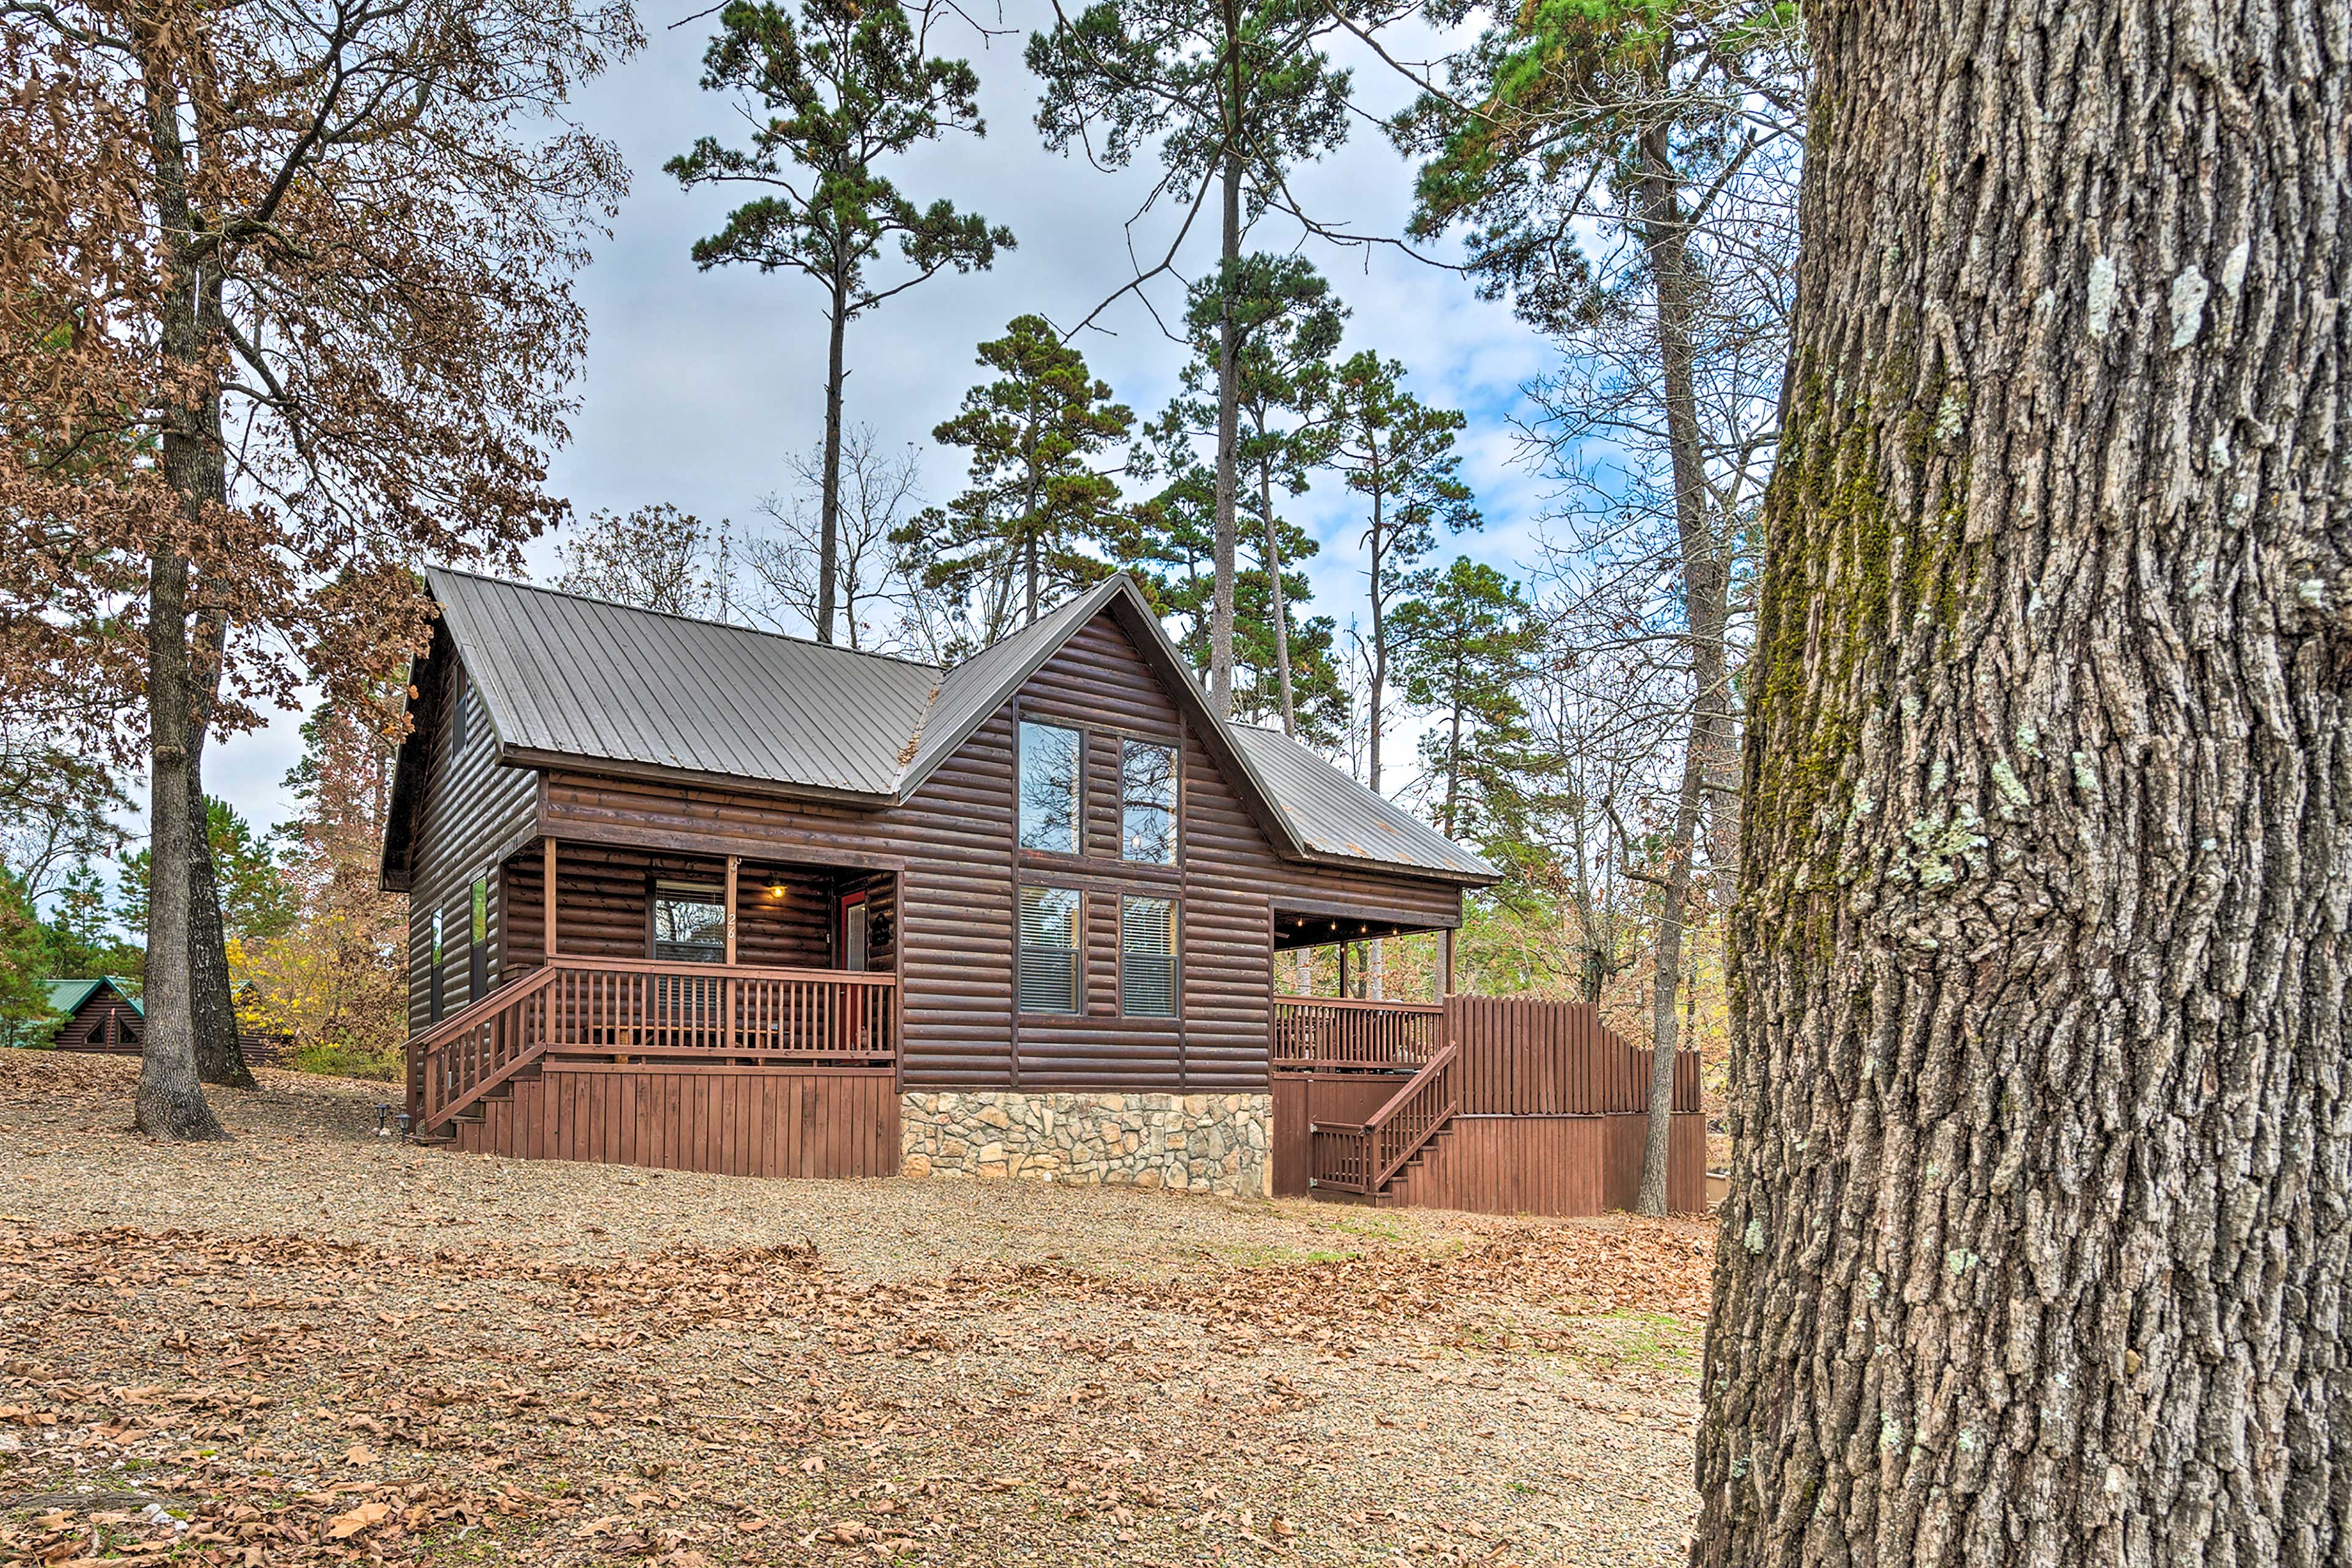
[1697,2,2352,1562]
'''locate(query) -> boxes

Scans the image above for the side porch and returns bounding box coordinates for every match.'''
[1268,907,1704,1215]
[405,839,902,1178]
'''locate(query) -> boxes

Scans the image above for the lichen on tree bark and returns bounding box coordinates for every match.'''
[1696,3,2352,1564]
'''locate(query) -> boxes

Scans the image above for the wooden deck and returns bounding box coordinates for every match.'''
[408,956,901,1179]
[1270,995,1706,1215]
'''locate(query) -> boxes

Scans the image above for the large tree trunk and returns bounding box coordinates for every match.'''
[1695,5,2350,1564]
[139,548,225,1142]
[133,31,225,1141]
[1634,126,1728,1217]
[188,606,255,1090]
[817,288,846,644]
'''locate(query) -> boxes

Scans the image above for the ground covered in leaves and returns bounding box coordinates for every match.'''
[0,1051,1713,1567]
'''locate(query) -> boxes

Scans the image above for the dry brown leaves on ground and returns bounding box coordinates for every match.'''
[0,1054,1714,1567]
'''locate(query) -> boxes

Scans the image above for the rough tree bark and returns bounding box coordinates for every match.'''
[188,604,254,1090]
[132,28,227,1140]
[1696,4,2349,1564]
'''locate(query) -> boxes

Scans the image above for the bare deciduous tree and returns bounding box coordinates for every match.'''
[741,426,923,652]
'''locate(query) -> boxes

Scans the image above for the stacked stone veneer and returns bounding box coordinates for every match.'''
[900,1091,1271,1197]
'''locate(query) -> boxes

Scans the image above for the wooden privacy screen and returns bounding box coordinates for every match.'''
[447,1063,900,1179]
[1271,993,1707,1214]
[1442,995,1702,1116]
[1380,1111,1706,1216]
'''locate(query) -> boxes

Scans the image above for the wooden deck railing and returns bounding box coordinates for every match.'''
[1271,995,1442,1071]
[1308,1043,1460,1194]
[410,958,897,1133]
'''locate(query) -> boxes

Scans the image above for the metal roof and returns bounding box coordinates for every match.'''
[429,567,940,802]
[1227,725,1498,880]
[414,570,1495,882]
[41,978,139,1016]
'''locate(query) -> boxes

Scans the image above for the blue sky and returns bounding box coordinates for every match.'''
[202,0,1556,835]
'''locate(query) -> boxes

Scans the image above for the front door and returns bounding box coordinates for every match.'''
[839,892,870,973]
[838,892,870,1054]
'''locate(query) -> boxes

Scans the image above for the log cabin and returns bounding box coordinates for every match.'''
[383,569,1703,1210]
[38,977,144,1054]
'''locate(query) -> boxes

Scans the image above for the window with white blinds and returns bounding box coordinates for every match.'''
[1017,885,1080,1014]
[1120,895,1176,1019]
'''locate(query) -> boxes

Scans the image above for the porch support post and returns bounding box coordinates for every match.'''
[543,837,557,959]
[724,855,740,966]
[1336,941,1349,999]
[1441,927,1455,999]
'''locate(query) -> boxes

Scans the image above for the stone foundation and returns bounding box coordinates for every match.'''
[900,1091,1271,1197]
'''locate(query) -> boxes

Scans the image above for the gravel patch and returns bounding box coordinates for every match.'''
[0,1049,1710,1566]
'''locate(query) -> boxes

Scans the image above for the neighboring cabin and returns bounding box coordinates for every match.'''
[383,570,1702,1210]
[20,978,292,1066]
[37,977,144,1054]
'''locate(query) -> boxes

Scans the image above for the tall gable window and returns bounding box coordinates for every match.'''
[652,880,726,963]
[1120,741,1177,863]
[1019,721,1082,854]
[1120,895,1176,1018]
[1018,886,1080,1014]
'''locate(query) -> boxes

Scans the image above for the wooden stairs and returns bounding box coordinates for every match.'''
[1281,995,1708,1215]
[1305,1044,1460,1205]
[1310,1115,1461,1208]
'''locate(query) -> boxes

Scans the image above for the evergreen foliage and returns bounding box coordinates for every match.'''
[670,0,1012,643]
[901,316,1135,631]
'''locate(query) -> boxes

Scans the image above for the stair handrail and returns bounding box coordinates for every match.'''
[1308,1042,1460,1195]
[1363,1042,1459,1190]
[410,964,564,1133]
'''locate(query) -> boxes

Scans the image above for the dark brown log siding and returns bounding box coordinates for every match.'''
[502,843,841,971]
[404,630,539,1034]
[456,606,1461,1092]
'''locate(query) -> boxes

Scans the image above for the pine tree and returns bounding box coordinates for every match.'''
[1390,558,1533,842]
[1028,0,1401,717]
[1170,255,1346,736]
[1320,352,1480,794]
[1128,417,1349,744]
[902,316,1133,627]
[669,0,1012,643]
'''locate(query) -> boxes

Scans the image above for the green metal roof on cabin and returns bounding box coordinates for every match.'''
[40,978,140,1016]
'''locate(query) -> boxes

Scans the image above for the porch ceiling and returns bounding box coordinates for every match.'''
[1272,910,1451,951]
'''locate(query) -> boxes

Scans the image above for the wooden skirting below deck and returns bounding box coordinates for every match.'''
[448,1061,900,1179]
[1379,1111,1707,1218]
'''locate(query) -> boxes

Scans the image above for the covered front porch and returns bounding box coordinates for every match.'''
[406,839,901,1172]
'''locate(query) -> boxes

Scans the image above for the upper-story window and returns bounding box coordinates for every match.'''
[1019,721,1082,855]
[1120,741,1177,863]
